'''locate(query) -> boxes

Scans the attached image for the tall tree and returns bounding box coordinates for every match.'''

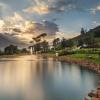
[53,38,61,50]
[30,33,47,53]
[53,38,60,46]
[4,45,19,55]
[81,28,86,35]
[41,40,49,52]
[61,37,67,48]
[0,49,2,55]
[67,39,75,48]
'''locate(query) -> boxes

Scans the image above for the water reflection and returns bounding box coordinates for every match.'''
[0,55,99,100]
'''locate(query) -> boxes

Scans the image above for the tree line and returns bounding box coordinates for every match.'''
[0,26,100,55]
[30,26,100,53]
[0,45,29,55]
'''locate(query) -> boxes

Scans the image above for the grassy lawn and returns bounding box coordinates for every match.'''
[45,48,100,64]
[69,53,100,64]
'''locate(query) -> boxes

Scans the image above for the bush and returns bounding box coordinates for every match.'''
[75,49,90,54]
[58,50,75,56]
[76,49,100,54]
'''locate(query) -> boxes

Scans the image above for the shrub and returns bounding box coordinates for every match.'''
[58,50,75,56]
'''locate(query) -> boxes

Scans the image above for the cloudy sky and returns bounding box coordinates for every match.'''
[0,0,100,46]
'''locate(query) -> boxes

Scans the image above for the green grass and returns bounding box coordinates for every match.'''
[69,53,100,64]
[70,54,86,59]
[46,48,100,64]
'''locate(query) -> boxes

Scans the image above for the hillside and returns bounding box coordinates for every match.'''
[71,25,100,47]
[88,25,100,37]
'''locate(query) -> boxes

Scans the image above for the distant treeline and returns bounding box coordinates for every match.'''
[0,45,29,55]
[0,25,100,55]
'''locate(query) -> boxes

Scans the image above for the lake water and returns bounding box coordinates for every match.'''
[0,55,100,100]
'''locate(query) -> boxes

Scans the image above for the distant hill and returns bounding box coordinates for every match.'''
[71,25,100,47]
[87,25,100,37]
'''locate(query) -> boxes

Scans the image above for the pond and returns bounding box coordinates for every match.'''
[0,55,99,100]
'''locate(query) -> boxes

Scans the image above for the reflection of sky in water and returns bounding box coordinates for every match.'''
[0,55,99,100]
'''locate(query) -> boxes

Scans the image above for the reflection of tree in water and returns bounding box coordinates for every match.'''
[36,61,41,77]
[36,59,49,79]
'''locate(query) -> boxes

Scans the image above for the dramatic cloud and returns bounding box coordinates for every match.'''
[20,20,59,36]
[0,12,59,45]
[0,33,29,49]
[0,0,100,48]
[24,0,100,15]
[0,12,25,33]
[89,5,100,15]
[30,21,59,35]
[23,0,76,14]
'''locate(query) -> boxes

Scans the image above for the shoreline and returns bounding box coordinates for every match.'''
[41,54,100,74]
[0,54,30,58]
[0,53,100,74]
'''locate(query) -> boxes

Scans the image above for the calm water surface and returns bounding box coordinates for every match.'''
[0,55,100,100]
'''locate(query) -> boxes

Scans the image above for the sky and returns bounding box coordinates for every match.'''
[0,0,100,46]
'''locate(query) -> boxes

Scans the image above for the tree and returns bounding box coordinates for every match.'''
[81,28,86,35]
[61,37,67,48]
[77,28,87,47]
[34,43,41,52]
[31,33,48,52]
[41,41,49,52]
[0,49,2,55]
[67,39,75,48]
[53,38,60,50]
[4,45,19,55]
[30,37,41,53]
[85,34,94,47]
[21,48,28,54]
[78,39,84,46]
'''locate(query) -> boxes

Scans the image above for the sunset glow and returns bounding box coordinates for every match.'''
[0,0,100,47]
